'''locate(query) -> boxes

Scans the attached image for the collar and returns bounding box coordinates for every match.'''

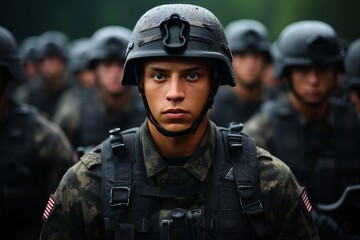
[140,120,216,181]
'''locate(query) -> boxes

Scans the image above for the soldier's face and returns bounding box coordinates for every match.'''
[290,65,335,106]
[142,58,212,133]
[38,56,65,81]
[232,51,266,87]
[96,59,124,95]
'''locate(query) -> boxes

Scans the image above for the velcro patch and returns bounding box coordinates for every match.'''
[42,194,60,223]
[297,188,312,213]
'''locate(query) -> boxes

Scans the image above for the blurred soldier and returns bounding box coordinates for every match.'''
[19,30,71,118]
[20,35,40,81]
[244,20,360,239]
[53,26,145,149]
[40,5,319,240]
[12,35,40,100]
[0,26,73,239]
[53,37,96,122]
[343,39,360,120]
[209,19,273,127]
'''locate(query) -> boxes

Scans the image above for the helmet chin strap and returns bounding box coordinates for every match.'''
[138,83,218,137]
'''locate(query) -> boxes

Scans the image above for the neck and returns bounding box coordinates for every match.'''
[289,92,329,120]
[233,81,262,102]
[147,117,209,158]
[99,89,131,111]
[44,75,64,90]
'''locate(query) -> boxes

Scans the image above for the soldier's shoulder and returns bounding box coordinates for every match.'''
[79,144,102,169]
[256,146,291,185]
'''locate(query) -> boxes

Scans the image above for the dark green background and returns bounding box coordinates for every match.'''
[1,0,359,45]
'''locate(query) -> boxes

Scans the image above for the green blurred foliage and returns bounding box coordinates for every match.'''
[1,0,359,46]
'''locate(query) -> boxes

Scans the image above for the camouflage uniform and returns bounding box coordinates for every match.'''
[0,99,73,239]
[40,121,319,240]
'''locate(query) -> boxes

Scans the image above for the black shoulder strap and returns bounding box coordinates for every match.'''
[101,127,139,240]
[221,123,272,238]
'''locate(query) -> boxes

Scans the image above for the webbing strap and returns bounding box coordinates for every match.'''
[223,123,272,238]
[102,128,139,240]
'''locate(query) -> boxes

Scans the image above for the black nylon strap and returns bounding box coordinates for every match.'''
[102,128,139,240]
[221,125,272,238]
[135,181,206,198]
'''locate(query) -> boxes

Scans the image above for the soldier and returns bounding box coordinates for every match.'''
[343,38,360,120]
[53,26,145,150]
[53,37,96,127]
[209,19,273,127]
[0,26,73,239]
[12,35,40,101]
[244,20,360,239]
[19,30,71,119]
[40,4,320,240]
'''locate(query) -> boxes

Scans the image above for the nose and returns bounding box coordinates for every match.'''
[166,75,185,102]
[307,69,320,85]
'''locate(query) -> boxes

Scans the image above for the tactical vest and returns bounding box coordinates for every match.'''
[101,124,272,240]
[0,100,42,225]
[79,91,145,148]
[268,98,360,203]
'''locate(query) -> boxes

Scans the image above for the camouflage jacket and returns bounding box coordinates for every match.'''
[0,99,73,239]
[40,121,320,240]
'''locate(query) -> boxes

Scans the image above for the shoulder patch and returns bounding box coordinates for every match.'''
[297,187,313,213]
[42,194,60,223]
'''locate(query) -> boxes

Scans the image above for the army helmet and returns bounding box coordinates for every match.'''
[344,39,360,89]
[88,26,132,68]
[122,4,235,87]
[19,36,39,65]
[225,19,271,61]
[36,30,69,60]
[67,38,93,73]
[272,20,344,79]
[0,26,22,81]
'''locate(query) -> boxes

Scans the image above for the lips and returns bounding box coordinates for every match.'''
[163,108,188,119]
[164,108,187,114]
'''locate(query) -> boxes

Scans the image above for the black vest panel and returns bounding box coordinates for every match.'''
[268,99,360,203]
[0,101,40,225]
[101,126,267,240]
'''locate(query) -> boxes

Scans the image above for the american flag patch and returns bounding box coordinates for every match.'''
[42,194,60,223]
[298,188,312,213]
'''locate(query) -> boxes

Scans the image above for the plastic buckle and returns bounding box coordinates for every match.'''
[228,133,243,153]
[110,186,131,207]
[237,185,264,215]
[109,128,125,154]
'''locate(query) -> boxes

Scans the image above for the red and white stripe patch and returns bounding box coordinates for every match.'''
[298,188,312,213]
[42,194,60,223]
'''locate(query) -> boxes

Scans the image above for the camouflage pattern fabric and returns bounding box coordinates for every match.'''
[40,121,319,240]
[0,99,73,239]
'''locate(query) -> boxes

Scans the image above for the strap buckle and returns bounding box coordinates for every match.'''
[237,184,264,215]
[110,186,131,207]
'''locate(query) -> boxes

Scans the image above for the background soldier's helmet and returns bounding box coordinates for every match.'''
[272,20,344,79]
[0,25,21,81]
[36,30,69,60]
[344,39,360,89]
[122,4,235,87]
[225,19,271,61]
[67,38,92,74]
[88,26,132,68]
[19,36,39,65]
